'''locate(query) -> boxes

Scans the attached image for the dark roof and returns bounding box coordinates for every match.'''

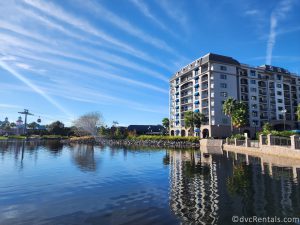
[127,125,164,132]
[202,53,240,65]
[258,65,290,74]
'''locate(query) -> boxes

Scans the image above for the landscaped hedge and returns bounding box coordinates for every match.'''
[257,130,296,138]
[229,134,245,140]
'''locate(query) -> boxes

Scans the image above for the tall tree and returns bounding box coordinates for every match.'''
[194,112,207,130]
[232,101,248,131]
[47,121,65,135]
[73,112,104,136]
[184,111,194,132]
[162,118,170,133]
[28,122,39,130]
[10,122,16,128]
[223,97,237,132]
[296,104,300,121]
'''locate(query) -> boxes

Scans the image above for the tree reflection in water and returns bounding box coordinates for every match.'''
[69,144,97,172]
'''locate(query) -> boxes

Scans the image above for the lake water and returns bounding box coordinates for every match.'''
[1,141,300,225]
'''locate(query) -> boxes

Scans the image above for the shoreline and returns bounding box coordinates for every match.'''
[61,138,200,148]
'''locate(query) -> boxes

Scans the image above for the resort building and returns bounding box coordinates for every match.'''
[169,53,300,138]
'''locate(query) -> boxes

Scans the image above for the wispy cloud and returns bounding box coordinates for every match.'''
[0,104,21,109]
[129,0,176,36]
[156,0,188,30]
[0,60,74,119]
[245,9,259,16]
[266,0,295,65]
[77,0,177,54]
[22,0,171,71]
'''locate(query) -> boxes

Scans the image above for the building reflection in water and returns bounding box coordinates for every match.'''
[168,148,300,225]
[69,144,97,172]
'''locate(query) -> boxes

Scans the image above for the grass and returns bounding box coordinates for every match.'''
[8,135,27,139]
[0,136,8,140]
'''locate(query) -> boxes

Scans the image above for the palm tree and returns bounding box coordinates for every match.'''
[28,122,38,130]
[162,118,170,134]
[194,112,207,132]
[10,122,16,128]
[296,104,300,122]
[223,97,237,133]
[184,111,194,135]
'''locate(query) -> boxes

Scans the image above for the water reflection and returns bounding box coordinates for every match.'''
[0,142,300,225]
[168,149,300,224]
[69,144,97,172]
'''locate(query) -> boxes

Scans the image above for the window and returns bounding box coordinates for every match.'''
[277,91,282,96]
[220,65,227,71]
[220,83,227,88]
[278,106,283,111]
[220,74,227,79]
[220,92,228,97]
[250,70,256,76]
[277,99,283,103]
[251,96,257,100]
[252,111,258,117]
[251,88,257,92]
[250,80,256,84]
[211,110,215,116]
[252,104,257,109]
[276,84,282,88]
[252,120,258,126]
[277,75,282,80]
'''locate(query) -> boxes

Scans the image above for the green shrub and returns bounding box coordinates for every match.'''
[8,135,26,139]
[257,130,296,138]
[229,134,245,140]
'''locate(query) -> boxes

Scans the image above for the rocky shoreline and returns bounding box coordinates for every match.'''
[61,138,200,148]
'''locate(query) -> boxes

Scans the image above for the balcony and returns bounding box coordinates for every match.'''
[241,88,248,93]
[201,74,208,82]
[240,78,248,85]
[201,83,208,89]
[258,81,266,87]
[202,94,208,99]
[259,90,267,95]
[259,99,267,103]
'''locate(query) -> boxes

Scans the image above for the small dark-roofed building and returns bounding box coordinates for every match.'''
[127,125,165,135]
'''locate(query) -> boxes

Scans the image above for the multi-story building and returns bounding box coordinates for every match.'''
[169,53,300,138]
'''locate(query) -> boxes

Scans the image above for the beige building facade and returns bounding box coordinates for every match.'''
[169,53,300,138]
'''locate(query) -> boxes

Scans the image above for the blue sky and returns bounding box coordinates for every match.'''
[0,0,299,126]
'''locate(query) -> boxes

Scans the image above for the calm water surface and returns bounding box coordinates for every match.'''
[0,141,300,225]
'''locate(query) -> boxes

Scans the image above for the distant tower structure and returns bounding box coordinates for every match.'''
[16,116,23,126]
[4,117,8,123]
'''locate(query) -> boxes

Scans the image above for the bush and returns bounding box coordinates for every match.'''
[69,136,95,142]
[257,130,296,138]
[229,134,245,140]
